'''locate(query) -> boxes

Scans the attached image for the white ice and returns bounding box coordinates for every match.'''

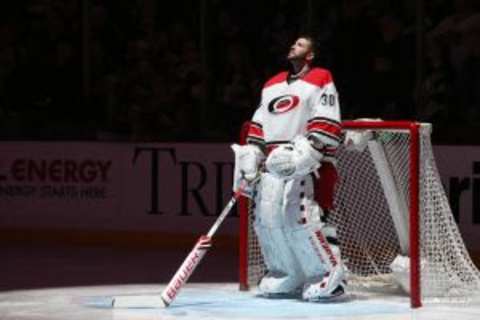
[1,283,480,320]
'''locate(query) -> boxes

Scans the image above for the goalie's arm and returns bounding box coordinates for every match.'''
[306,74,342,162]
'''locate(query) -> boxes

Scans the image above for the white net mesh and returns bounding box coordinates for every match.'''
[418,132,480,301]
[241,122,480,304]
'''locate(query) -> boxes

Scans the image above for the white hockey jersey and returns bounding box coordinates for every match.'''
[246,68,342,162]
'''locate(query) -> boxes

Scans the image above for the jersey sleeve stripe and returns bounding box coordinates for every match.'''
[309,142,337,157]
[307,117,342,128]
[247,125,264,139]
[246,136,265,149]
[250,121,263,129]
[307,131,341,147]
[307,121,342,138]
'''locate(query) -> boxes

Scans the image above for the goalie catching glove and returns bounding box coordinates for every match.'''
[266,135,323,179]
[231,144,264,198]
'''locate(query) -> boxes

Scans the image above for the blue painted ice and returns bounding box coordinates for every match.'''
[152,285,409,319]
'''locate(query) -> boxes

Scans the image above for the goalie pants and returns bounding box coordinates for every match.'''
[253,163,341,294]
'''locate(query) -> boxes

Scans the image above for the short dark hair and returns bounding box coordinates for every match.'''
[296,34,317,55]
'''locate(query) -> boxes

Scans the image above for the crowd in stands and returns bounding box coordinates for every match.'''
[0,0,479,144]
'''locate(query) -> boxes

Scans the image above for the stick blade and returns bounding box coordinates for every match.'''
[112,295,168,308]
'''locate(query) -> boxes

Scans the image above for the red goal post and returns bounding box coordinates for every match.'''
[237,120,480,308]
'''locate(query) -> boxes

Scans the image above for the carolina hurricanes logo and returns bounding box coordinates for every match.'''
[268,95,300,114]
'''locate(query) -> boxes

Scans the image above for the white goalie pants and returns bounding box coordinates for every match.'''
[253,172,345,298]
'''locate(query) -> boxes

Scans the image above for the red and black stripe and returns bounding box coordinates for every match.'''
[307,117,342,146]
[246,121,265,148]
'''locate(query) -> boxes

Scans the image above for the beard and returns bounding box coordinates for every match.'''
[287,50,309,62]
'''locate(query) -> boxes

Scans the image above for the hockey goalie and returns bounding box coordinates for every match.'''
[232,35,346,302]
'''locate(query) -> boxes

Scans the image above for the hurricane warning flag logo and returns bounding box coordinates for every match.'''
[268,95,300,114]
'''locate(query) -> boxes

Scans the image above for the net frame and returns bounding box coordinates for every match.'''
[237,120,479,308]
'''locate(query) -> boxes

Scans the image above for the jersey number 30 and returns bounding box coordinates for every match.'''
[320,93,336,107]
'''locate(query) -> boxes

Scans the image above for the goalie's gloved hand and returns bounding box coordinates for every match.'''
[265,144,296,177]
[266,135,323,179]
[231,144,264,198]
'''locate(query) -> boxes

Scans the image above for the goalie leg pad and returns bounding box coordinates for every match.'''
[290,222,346,301]
[280,176,338,276]
[254,225,305,295]
[253,172,346,299]
[258,271,304,298]
[286,222,330,279]
[298,224,346,301]
[253,173,305,295]
[254,173,286,228]
[281,194,346,301]
[302,264,347,302]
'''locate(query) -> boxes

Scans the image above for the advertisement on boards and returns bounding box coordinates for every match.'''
[0,143,479,250]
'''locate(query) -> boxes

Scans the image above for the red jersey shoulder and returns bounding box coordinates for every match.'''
[302,68,333,88]
[263,71,288,89]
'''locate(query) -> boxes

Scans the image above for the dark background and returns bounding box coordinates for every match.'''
[1,0,480,144]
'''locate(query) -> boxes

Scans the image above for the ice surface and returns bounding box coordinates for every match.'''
[0,283,480,320]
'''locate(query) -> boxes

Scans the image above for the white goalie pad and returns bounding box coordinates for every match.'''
[302,263,347,301]
[255,224,305,295]
[287,221,341,276]
[254,173,286,228]
[253,173,306,295]
[258,271,304,297]
[287,220,346,301]
[265,135,323,179]
[253,172,345,299]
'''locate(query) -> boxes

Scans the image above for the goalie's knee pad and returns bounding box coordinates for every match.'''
[284,204,346,301]
[284,202,342,278]
[295,223,347,302]
[255,224,305,298]
[254,173,286,228]
[254,224,304,279]
[254,225,305,296]
[253,174,307,295]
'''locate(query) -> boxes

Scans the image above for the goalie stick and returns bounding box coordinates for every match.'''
[112,178,255,308]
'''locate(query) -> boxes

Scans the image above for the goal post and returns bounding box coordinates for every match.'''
[238,120,480,308]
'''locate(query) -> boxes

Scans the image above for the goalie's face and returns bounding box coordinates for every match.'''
[287,38,314,63]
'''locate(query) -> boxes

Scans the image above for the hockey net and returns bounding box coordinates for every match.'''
[238,120,480,307]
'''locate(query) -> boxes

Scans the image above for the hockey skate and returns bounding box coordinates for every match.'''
[258,271,303,298]
[302,264,347,302]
